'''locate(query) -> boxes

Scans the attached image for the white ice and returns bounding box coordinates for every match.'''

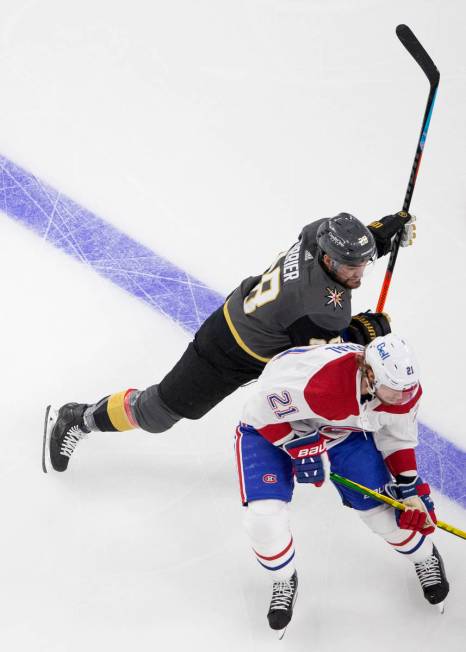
[0,2,465,650]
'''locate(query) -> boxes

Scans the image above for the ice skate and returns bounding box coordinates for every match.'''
[42,403,90,473]
[414,545,449,612]
[267,571,298,639]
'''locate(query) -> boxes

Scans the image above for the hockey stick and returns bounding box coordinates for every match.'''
[330,472,466,541]
[376,25,440,312]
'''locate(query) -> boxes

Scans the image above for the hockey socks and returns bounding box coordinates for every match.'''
[82,385,182,434]
[244,500,296,581]
[83,389,139,432]
[359,504,434,562]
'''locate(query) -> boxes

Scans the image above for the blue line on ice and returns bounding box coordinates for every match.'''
[1,155,464,509]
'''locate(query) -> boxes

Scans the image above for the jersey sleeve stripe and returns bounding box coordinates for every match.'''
[384,448,417,476]
[257,423,293,445]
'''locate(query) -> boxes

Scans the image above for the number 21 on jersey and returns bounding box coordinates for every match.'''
[267,391,298,419]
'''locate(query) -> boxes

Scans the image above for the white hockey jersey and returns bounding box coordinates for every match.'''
[240,343,422,476]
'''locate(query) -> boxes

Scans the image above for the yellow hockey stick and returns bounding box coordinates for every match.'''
[330,472,466,541]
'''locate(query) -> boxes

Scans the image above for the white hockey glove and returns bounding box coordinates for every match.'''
[368,211,416,257]
[400,213,416,247]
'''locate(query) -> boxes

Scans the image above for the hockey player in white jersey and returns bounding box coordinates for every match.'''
[235,334,449,634]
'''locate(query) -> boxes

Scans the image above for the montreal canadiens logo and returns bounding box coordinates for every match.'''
[263,473,278,484]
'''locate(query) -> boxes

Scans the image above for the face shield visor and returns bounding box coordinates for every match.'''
[374,382,419,405]
[326,252,377,289]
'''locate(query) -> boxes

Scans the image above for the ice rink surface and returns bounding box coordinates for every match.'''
[0,1,465,650]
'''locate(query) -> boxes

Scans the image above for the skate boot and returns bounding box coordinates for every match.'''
[42,403,90,473]
[267,570,298,638]
[414,545,449,612]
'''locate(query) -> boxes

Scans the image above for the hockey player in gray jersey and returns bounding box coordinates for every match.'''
[43,211,415,472]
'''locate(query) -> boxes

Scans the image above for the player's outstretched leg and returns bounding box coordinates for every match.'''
[267,570,298,633]
[42,386,181,473]
[42,403,90,473]
[414,544,449,610]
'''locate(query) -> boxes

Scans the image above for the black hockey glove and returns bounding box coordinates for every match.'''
[346,311,391,345]
[367,211,416,258]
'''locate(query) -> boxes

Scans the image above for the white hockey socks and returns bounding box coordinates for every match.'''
[358,504,434,563]
[243,499,295,581]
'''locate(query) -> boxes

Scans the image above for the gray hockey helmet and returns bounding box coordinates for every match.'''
[317,213,377,265]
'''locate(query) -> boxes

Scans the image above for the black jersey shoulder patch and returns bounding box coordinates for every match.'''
[325,286,345,310]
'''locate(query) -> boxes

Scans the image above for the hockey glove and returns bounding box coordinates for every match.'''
[282,433,326,486]
[386,476,437,535]
[347,311,391,345]
[368,212,416,258]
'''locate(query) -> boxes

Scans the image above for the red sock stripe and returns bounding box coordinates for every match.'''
[253,537,294,562]
[123,389,139,427]
[387,530,417,547]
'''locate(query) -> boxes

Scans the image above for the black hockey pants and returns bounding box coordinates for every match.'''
[132,304,265,431]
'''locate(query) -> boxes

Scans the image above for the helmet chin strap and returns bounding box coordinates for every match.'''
[361,366,377,398]
[367,383,376,398]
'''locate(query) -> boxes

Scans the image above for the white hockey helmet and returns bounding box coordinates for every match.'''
[364,333,419,405]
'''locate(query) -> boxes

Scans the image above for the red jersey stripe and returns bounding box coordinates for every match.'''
[385,448,417,476]
[258,422,293,444]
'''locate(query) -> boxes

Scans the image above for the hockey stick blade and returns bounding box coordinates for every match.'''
[396,24,440,87]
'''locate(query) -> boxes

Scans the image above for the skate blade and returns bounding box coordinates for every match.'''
[436,600,446,614]
[42,405,57,474]
[275,589,298,640]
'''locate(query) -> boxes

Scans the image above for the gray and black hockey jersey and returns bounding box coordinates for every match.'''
[224,219,352,363]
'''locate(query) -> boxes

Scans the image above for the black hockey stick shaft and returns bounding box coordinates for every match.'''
[376,25,440,312]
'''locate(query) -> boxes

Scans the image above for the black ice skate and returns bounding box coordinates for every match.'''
[414,545,450,613]
[42,403,90,473]
[267,570,298,639]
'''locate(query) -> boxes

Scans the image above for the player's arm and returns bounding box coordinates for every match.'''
[247,415,327,488]
[344,311,391,345]
[367,211,416,258]
[376,412,437,535]
[241,378,327,486]
[384,447,437,536]
[286,315,342,347]
[287,311,392,347]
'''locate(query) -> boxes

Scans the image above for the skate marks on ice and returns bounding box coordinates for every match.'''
[0,156,223,334]
[417,424,466,510]
[1,153,465,510]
